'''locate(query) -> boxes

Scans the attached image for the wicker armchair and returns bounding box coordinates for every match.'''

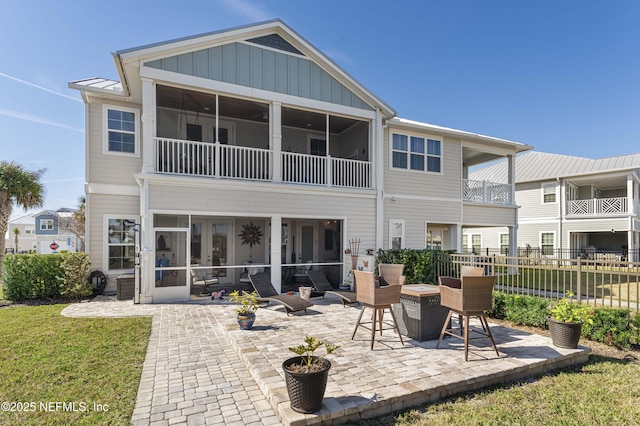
[378,263,406,286]
[351,270,404,349]
[436,275,500,361]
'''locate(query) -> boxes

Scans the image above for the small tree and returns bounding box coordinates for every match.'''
[0,161,46,279]
[12,227,19,252]
[57,196,85,252]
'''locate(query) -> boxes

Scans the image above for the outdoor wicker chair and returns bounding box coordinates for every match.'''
[436,275,500,361]
[377,263,406,286]
[249,272,312,316]
[308,270,358,306]
[351,270,404,349]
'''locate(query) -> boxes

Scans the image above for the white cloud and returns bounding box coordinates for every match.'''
[217,0,273,22]
[0,72,82,103]
[0,108,84,132]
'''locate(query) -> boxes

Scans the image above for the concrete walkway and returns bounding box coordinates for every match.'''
[62,296,590,426]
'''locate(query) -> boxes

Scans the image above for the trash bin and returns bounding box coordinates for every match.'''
[116,274,135,300]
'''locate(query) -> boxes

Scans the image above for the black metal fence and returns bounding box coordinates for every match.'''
[463,247,638,261]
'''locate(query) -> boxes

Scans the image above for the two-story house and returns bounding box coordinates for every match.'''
[70,20,531,303]
[5,209,80,254]
[468,151,640,261]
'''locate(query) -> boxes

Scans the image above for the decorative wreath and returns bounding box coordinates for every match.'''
[238,222,263,248]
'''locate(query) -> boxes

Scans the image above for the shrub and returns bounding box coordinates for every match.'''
[3,254,63,300]
[487,292,506,319]
[58,252,92,300]
[504,294,549,328]
[582,308,640,350]
[375,249,455,284]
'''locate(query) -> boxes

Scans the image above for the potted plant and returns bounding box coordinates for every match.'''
[228,290,258,330]
[548,292,594,349]
[282,336,340,413]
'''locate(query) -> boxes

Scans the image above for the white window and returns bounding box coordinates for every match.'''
[103,105,139,155]
[499,233,509,255]
[389,219,405,249]
[308,137,327,156]
[540,232,555,256]
[106,218,137,270]
[542,183,557,204]
[391,133,441,173]
[40,219,54,231]
[25,227,34,235]
[425,225,443,250]
[462,234,469,252]
[472,234,482,253]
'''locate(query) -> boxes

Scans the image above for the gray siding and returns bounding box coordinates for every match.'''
[463,205,517,227]
[145,42,373,111]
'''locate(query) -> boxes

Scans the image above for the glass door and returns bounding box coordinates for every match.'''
[211,223,228,278]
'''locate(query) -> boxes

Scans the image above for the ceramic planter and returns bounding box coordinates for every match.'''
[237,312,256,330]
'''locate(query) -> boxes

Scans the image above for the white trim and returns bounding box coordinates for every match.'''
[539,230,556,255]
[541,182,558,204]
[307,135,327,156]
[86,183,139,196]
[102,104,140,157]
[389,219,405,249]
[498,232,509,254]
[40,218,54,231]
[103,215,140,273]
[389,131,443,175]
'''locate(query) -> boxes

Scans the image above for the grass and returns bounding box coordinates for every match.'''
[354,353,640,425]
[0,304,151,425]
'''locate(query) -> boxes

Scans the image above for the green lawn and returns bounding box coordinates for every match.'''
[356,354,640,425]
[0,304,151,425]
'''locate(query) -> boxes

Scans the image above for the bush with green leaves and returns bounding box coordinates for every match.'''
[504,294,550,328]
[58,252,92,300]
[375,249,455,284]
[3,252,91,301]
[582,308,640,350]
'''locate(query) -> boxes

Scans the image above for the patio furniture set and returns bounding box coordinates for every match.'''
[245,263,500,360]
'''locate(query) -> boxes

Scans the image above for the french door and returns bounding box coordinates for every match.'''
[191,219,234,284]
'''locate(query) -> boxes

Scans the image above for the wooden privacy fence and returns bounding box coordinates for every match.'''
[434,253,640,311]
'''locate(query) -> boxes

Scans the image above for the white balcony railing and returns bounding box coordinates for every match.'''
[463,179,513,205]
[154,138,371,189]
[566,197,629,215]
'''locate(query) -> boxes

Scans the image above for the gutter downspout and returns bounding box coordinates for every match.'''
[558,177,563,255]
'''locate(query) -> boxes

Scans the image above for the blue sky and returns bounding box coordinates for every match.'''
[2,0,639,218]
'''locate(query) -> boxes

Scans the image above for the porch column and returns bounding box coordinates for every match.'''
[141,78,156,173]
[628,174,634,215]
[272,102,282,183]
[507,154,515,204]
[454,224,463,253]
[270,216,283,293]
[139,178,154,303]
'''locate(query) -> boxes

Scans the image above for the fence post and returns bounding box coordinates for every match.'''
[576,258,582,303]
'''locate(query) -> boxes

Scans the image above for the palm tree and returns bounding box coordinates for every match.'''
[12,227,19,253]
[0,161,46,278]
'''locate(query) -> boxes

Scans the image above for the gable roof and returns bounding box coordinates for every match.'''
[9,213,36,225]
[471,151,640,183]
[71,19,396,118]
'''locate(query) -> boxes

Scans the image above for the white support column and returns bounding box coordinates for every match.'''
[628,174,634,215]
[214,94,220,178]
[454,223,463,253]
[270,216,283,293]
[507,154,515,204]
[141,78,156,173]
[374,108,384,250]
[272,102,282,182]
[139,178,154,303]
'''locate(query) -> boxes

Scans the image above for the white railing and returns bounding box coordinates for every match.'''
[566,197,628,215]
[281,153,372,188]
[281,152,327,185]
[463,180,513,205]
[155,138,271,181]
[154,138,371,189]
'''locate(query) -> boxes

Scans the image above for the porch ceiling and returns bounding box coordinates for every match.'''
[463,146,505,167]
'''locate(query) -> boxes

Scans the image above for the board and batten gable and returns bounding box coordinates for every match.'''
[86,97,142,187]
[144,41,374,112]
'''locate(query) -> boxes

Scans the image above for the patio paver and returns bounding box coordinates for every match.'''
[62,295,590,425]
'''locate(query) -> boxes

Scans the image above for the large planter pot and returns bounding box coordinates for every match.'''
[548,316,582,349]
[282,356,331,413]
[237,312,256,330]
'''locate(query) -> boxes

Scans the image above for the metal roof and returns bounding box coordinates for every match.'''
[68,77,124,95]
[9,213,36,225]
[471,151,640,183]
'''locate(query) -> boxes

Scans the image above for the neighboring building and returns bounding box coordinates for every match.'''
[468,151,640,261]
[69,19,531,302]
[4,209,80,254]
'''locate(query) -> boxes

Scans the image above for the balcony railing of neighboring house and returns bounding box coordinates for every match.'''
[463,179,513,205]
[154,138,371,189]
[566,197,629,216]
